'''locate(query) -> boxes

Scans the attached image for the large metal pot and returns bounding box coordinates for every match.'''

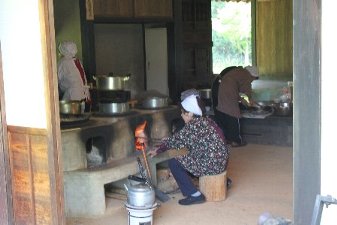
[124,183,155,207]
[59,100,85,115]
[198,88,212,99]
[93,74,130,90]
[98,102,130,114]
[142,96,169,109]
[274,102,292,116]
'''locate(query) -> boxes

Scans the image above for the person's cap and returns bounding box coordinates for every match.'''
[181,95,202,116]
[245,66,259,78]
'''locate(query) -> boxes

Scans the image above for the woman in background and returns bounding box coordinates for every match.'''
[58,41,91,106]
[214,66,259,147]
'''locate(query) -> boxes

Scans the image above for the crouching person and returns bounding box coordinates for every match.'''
[148,94,229,205]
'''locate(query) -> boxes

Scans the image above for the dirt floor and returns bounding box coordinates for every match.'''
[66,144,293,225]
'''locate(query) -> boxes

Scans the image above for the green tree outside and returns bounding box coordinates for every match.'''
[212,1,252,74]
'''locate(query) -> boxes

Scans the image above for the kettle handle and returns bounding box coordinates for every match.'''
[128,175,147,183]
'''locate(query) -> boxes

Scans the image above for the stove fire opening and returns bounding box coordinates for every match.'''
[86,136,107,168]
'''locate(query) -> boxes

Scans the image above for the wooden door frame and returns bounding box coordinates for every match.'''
[0,0,65,223]
[39,0,65,223]
[0,43,13,225]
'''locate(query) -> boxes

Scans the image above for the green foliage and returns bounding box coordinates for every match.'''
[212,1,252,74]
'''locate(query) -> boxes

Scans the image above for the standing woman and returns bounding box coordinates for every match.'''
[215,66,259,147]
[57,41,91,108]
[148,94,229,205]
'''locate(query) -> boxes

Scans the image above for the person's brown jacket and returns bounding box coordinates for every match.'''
[217,67,255,118]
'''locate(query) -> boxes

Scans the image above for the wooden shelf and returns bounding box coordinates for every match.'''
[87,0,173,21]
[180,0,212,89]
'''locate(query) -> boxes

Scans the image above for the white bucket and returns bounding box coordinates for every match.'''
[125,203,158,225]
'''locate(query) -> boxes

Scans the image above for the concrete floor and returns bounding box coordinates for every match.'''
[66,144,293,225]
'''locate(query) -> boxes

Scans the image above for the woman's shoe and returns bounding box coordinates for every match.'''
[227,178,232,189]
[231,141,247,147]
[178,194,206,205]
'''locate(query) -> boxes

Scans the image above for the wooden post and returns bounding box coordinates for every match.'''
[199,171,227,201]
[85,0,94,20]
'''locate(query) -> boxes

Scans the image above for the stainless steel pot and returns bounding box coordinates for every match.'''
[59,100,85,115]
[274,102,292,116]
[142,97,169,109]
[124,183,155,207]
[254,101,274,108]
[98,102,129,114]
[198,88,212,99]
[93,74,130,90]
[252,101,275,111]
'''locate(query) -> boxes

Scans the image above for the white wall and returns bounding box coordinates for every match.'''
[0,0,47,128]
[94,24,145,97]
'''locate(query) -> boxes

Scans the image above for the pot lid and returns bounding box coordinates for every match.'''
[128,183,153,192]
[108,72,131,77]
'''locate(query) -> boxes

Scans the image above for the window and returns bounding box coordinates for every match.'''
[211,1,252,74]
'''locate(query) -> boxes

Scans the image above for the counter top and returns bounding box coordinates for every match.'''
[61,105,179,131]
[242,114,293,121]
[241,114,293,146]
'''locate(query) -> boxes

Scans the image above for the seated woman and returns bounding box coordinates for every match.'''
[148,94,229,205]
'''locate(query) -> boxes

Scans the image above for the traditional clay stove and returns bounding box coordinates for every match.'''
[60,113,91,128]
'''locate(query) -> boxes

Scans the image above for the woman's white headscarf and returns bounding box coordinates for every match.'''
[59,41,78,58]
[181,94,202,116]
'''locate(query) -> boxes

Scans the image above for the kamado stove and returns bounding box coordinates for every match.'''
[135,90,171,110]
[125,201,158,225]
[91,73,134,116]
[60,113,91,128]
[59,100,92,128]
[95,90,132,115]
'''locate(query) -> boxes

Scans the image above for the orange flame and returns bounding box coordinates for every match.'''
[135,121,147,137]
[135,121,147,151]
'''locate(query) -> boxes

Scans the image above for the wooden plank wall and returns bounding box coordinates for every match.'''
[0,124,10,224]
[7,126,53,225]
[256,0,293,80]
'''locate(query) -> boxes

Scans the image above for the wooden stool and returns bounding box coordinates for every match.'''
[199,171,227,201]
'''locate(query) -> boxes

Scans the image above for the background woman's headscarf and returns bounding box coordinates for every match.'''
[59,41,78,58]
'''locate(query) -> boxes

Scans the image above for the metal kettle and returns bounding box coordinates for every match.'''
[124,181,155,207]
